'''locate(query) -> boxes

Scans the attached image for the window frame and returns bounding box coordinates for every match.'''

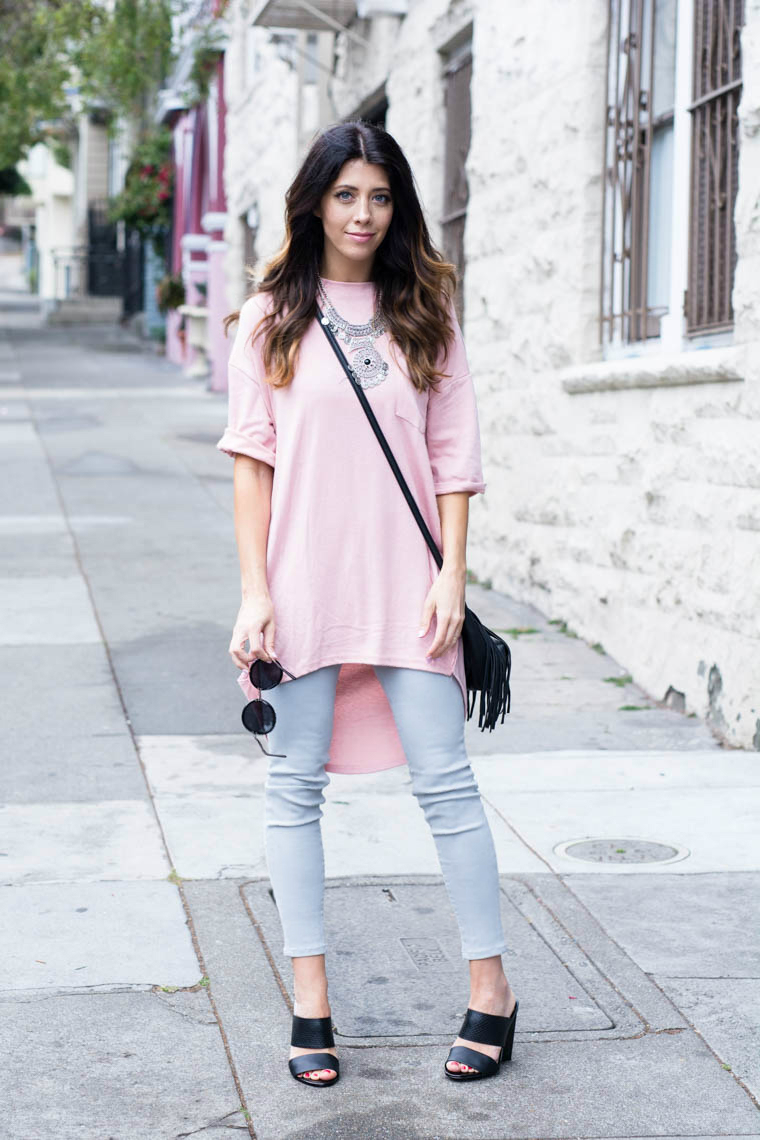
[600,0,740,360]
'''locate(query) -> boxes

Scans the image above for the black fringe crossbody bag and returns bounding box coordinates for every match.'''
[317,304,512,731]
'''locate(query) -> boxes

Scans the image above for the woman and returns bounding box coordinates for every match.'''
[217,120,518,1087]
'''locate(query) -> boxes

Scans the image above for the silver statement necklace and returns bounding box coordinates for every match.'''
[317,276,389,388]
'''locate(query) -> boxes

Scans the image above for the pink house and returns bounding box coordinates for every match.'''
[163,51,230,392]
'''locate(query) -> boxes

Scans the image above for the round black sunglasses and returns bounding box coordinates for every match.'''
[242,657,298,757]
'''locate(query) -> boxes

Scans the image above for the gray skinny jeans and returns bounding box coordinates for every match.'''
[262,663,509,960]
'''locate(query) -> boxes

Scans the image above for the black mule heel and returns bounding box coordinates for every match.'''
[444,999,519,1082]
[288,1013,340,1088]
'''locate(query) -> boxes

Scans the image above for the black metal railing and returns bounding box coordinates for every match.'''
[51,239,145,316]
[52,247,123,300]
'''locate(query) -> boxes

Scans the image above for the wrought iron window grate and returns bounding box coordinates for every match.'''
[601,0,659,346]
[601,0,744,346]
[686,0,744,334]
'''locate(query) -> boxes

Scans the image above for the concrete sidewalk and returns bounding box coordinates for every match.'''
[1,300,758,1140]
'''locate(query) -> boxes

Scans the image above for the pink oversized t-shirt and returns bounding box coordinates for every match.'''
[217,278,486,774]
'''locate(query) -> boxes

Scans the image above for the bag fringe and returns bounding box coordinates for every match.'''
[464,614,512,732]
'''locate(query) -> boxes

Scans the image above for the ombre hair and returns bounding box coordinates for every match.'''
[224,119,459,393]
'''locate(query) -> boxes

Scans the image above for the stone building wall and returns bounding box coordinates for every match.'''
[223,12,300,310]
[223,6,337,309]
[462,0,760,750]
[222,0,760,749]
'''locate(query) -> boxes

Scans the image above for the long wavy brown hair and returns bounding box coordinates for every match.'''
[224,119,459,394]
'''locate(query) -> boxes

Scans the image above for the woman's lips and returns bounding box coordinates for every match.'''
[346,233,374,243]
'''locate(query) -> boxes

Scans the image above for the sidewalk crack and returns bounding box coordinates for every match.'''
[175,1107,250,1137]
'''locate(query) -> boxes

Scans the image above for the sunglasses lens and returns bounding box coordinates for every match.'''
[248,658,283,690]
[241,699,276,735]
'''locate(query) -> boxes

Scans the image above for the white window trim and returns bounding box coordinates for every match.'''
[561,341,744,394]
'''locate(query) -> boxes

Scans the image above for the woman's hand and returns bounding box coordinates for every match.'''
[229,591,276,669]
[418,565,466,659]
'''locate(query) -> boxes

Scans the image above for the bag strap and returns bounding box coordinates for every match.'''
[316,303,444,572]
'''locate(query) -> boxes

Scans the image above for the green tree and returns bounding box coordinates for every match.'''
[0,0,176,170]
[0,168,32,196]
[0,1,94,168]
[77,0,175,128]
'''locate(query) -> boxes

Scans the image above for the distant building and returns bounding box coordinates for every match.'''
[157,0,231,389]
[16,112,135,324]
[16,142,75,303]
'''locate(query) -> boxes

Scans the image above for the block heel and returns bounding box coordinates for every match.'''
[502,1000,518,1061]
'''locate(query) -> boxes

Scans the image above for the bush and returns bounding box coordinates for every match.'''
[156,273,185,314]
[109,126,173,249]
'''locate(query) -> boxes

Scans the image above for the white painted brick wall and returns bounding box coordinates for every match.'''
[223,8,302,309]
[461,0,760,749]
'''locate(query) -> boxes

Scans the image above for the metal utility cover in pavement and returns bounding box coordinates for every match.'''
[242,878,615,1040]
[555,837,689,864]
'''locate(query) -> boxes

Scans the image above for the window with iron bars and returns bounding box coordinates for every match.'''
[600,0,744,349]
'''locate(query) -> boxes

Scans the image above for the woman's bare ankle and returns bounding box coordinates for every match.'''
[293,993,331,1019]
[292,974,330,1018]
[291,953,330,1017]
[469,974,513,1011]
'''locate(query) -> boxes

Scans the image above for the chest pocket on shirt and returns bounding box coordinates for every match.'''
[394,380,429,434]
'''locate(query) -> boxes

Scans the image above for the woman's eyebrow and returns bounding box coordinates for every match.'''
[334,183,392,192]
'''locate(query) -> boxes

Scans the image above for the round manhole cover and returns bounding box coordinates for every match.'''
[554,837,689,865]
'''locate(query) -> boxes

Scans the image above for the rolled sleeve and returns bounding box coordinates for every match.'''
[216,296,277,468]
[425,303,487,497]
